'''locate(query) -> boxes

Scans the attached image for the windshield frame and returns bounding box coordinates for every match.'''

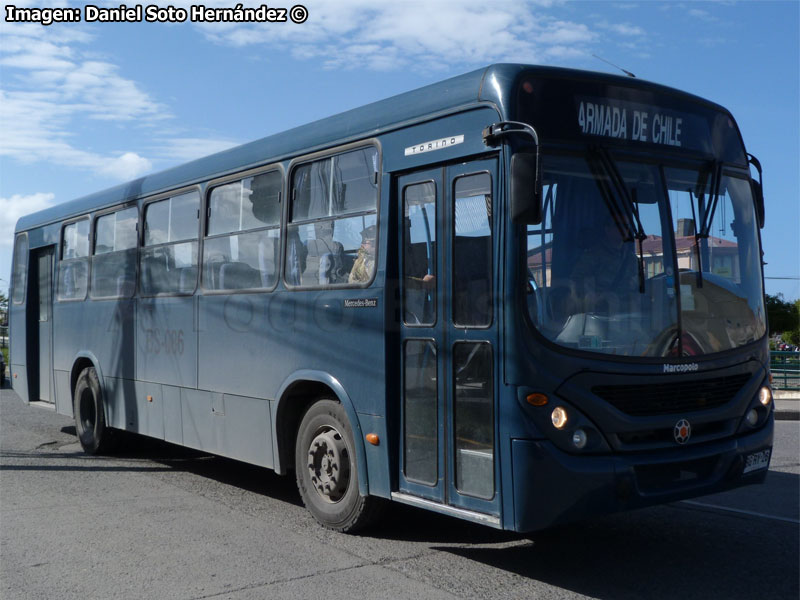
[520,145,767,363]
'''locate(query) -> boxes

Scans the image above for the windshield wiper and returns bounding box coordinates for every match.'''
[698,161,722,238]
[590,147,647,293]
[687,161,721,288]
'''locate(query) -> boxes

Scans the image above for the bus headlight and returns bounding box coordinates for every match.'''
[551,406,568,430]
[758,386,772,407]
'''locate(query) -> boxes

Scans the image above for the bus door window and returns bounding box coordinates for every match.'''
[286,147,378,288]
[453,173,492,327]
[451,172,494,499]
[91,207,138,298]
[57,218,89,301]
[140,191,200,295]
[402,181,436,325]
[453,341,493,499]
[403,339,438,485]
[204,171,281,291]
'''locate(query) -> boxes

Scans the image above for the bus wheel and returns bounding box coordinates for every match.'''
[295,399,381,533]
[73,367,115,455]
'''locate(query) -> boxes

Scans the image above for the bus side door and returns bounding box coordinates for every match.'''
[396,158,500,517]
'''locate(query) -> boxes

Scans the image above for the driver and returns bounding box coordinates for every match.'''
[570,210,639,309]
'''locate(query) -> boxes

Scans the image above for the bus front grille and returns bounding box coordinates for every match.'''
[592,373,752,417]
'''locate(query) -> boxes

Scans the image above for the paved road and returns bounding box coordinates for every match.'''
[1,385,798,600]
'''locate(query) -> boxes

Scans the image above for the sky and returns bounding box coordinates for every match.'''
[1,0,798,301]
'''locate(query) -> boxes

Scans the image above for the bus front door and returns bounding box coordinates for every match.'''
[396,159,500,520]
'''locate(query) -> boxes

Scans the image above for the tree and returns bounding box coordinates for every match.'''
[779,299,800,346]
[765,293,799,336]
[0,291,7,327]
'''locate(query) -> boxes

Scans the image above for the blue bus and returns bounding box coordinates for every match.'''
[8,64,773,532]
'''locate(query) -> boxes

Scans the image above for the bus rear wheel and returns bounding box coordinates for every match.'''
[295,399,381,533]
[73,367,115,455]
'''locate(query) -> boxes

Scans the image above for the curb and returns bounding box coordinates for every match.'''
[775,409,799,421]
[775,410,800,421]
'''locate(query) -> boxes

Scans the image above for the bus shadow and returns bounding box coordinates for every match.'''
[429,505,799,600]
[375,503,519,544]
[64,429,304,507]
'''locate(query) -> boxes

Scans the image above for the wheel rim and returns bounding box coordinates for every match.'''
[79,388,96,434]
[306,426,350,503]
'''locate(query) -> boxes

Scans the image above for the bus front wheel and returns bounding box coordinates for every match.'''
[73,367,115,455]
[295,399,381,533]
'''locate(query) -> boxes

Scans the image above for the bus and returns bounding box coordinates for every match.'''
[8,64,773,533]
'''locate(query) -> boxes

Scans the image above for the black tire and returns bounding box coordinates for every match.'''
[295,399,382,533]
[73,367,115,455]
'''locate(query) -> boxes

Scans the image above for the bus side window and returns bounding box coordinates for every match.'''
[11,234,29,304]
[57,218,90,301]
[91,207,137,299]
[203,170,282,291]
[140,191,200,296]
[286,147,379,288]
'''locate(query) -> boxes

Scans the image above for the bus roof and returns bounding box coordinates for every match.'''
[15,63,732,233]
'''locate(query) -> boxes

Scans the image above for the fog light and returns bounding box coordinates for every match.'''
[759,386,772,407]
[572,429,588,449]
[551,406,568,429]
[746,408,759,427]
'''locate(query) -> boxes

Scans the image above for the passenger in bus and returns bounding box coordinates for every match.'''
[569,210,638,312]
[349,225,376,283]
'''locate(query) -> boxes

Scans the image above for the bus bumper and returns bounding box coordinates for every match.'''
[510,417,774,533]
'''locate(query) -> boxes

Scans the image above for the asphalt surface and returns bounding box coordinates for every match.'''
[1,383,798,600]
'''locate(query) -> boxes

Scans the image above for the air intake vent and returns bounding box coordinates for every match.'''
[593,373,752,417]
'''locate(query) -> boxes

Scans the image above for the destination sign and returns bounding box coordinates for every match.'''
[576,96,702,148]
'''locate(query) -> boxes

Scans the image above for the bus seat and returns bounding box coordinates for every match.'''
[219,262,259,290]
[178,266,197,293]
[306,239,345,285]
[257,236,278,287]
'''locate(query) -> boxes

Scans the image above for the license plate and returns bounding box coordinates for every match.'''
[743,449,771,474]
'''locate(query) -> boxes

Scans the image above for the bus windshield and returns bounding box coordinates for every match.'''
[526,154,766,357]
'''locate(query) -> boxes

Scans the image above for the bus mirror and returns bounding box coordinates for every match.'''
[747,153,764,228]
[752,180,765,228]
[511,152,542,224]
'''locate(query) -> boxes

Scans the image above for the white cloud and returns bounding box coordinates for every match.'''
[100,153,153,180]
[606,23,646,37]
[187,0,595,71]
[157,138,242,163]
[538,21,596,45]
[688,8,718,22]
[0,20,166,181]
